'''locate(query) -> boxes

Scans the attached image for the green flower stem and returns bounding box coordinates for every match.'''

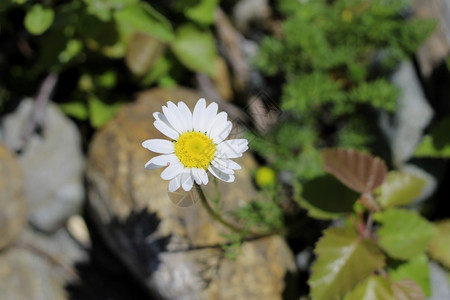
[196,183,244,234]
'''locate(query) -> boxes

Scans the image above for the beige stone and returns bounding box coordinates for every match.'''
[87,87,297,299]
[0,143,27,250]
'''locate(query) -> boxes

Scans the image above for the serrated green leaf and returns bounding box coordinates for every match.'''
[170,24,216,76]
[428,220,450,269]
[59,101,88,120]
[114,2,174,43]
[376,171,426,209]
[309,227,385,300]
[24,4,54,35]
[377,209,437,260]
[88,95,121,128]
[414,117,450,158]
[390,254,430,297]
[344,275,393,300]
[298,175,358,220]
[392,279,425,300]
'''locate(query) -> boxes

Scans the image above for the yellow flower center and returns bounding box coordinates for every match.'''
[174,132,216,169]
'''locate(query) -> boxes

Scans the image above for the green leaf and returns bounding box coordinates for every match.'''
[88,96,121,128]
[428,220,450,269]
[24,4,54,35]
[377,209,437,260]
[344,275,393,300]
[390,254,430,297]
[309,227,385,300]
[114,2,174,43]
[184,0,219,26]
[140,55,171,86]
[297,175,358,220]
[375,171,426,209]
[59,101,88,120]
[170,24,217,76]
[392,279,425,300]
[414,117,450,158]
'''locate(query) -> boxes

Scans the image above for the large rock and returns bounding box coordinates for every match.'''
[0,143,27,249]
[0,99,85,232]
[0,227,88,300]
[87,87,297,299]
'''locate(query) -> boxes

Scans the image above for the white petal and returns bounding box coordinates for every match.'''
[154,120,179,140]
[198,168,209,185]
[163,103,184,133]
[161,162,183,180]
[210,159,234,175]
[200,102,218,132]
[181,170,194,191]
[192,168,202,185]
[145,154,179,170]
[208,165,235,183]
[153,112,179,137]
[213,157,241,170]
[215,139,248,158]
[167,101,189,132]
[193,98,206,131]
[177,101,193,131]
[210,119,232,144]
[168,175,182,192]
[142,139,174,154]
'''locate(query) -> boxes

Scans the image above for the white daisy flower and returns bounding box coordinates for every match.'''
[142,98,248,192]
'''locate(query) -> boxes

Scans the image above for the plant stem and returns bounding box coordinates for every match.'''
[196,183,244,234]
[363,212,374,239]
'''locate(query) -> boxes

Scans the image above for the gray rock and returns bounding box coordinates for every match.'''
[0,226,88,300]
[0,99,85,232]
[428,261,450,300]
[0,143,27,249]
[380,61,434,167]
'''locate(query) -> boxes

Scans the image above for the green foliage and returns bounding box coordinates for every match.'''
[234,185,284,233]
[0,0,220,125]
[254,0,435,182]
[414,117,450,158]
[428,220,450,269]
[174,0,219,26]
[344,276,393,300]
[170,24,217,76]
[296,175,358,220]
[312,149,440,299]
[389,254,431,297]
[376,209,437,260]
[113,2,174,43]
[309,227,385,300]
[24,4,54,35]
[375,171,426,209]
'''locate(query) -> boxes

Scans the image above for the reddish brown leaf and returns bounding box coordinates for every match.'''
[320,148,387,193]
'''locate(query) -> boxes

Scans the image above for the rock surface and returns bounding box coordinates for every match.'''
[0,99,85,232]
[380,61,434,167]
[86,87,297,299]
[0,143,27,250]
[0,227,88,300]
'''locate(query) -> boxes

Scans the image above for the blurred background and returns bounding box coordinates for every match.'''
[0,0,450,299]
